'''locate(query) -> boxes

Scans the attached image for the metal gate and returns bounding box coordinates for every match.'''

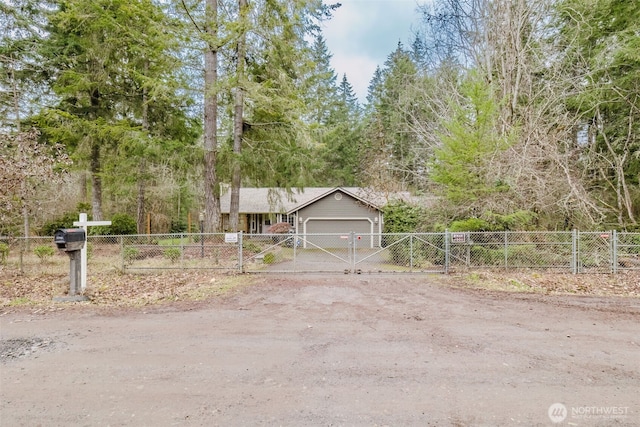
[243,233,447,274]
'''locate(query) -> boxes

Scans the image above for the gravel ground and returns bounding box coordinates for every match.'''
[1,273,639,426]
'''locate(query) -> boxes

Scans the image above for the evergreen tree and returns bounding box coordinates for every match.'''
[361,43,421,190]
[430,72,516,211]
[219,0,329,193]
[304,34,339,125]
[301,34,362,186]
[316,74,362,186]
[365,66,384,108]
[39,0,195,224]
[0,0,50,132]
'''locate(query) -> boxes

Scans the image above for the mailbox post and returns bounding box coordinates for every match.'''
[54,228,86,300]
[73,213,111,291]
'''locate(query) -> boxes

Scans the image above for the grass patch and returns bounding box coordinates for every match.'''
[157,237,189,246]
[8,296,33,306]
[454,272,539,293]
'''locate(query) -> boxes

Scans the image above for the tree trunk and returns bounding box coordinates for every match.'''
[137,64,149,234]
[90,142,103,220]
[21,181,29,238]
[14,59,29,237]
[88,84,103,220]
[137,158,146,234]
[203,0,221,232]
[79,172,87,203]
[229,0,248,232]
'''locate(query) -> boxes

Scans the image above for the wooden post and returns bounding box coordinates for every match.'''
[73,213,111,291]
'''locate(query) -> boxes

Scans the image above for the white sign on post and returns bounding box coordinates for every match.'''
[73,213,111,291]
[224,233,238,243]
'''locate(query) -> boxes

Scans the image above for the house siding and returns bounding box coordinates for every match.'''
[298,191,377,221]
[298,191,381,247]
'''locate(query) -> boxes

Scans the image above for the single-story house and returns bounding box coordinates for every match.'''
[220,187,410,247]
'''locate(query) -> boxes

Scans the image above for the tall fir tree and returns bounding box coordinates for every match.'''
[40,0,196,223]
[361,43,421,190]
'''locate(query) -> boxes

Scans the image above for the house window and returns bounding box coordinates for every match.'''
[278,214,295,227]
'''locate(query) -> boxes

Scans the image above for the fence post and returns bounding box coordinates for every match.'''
[238,232,243,272]
[19,238,24,274]
[504,231,508,270]
[612,230,617,274]
[180,233,185,270]
[572,229,578,274]
[444,229,450,275]
[410,234,414,272]
[120,235,125,272]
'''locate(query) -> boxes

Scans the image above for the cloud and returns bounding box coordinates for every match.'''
[323,0,420,102]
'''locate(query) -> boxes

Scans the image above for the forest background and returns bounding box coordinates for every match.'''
[1,0,639,237]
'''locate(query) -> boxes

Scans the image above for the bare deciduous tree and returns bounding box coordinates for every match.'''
[0,129,71,234]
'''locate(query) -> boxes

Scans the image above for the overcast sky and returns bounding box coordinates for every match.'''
[321,0,423,103]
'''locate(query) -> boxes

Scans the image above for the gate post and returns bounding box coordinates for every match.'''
[350,231,356,272]
[292,231,297,273]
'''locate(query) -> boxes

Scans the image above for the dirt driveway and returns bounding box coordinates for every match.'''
[1,274,639,426]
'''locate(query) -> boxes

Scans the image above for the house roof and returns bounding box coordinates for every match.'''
[219,187,412,214]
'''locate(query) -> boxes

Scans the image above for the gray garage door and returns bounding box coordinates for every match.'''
[305,219,372,248]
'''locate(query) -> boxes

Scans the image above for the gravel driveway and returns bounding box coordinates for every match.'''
[1,274,638,426]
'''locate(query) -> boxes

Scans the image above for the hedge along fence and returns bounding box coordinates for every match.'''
[1,230,639,275]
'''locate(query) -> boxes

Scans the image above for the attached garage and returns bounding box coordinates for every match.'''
[303,218,376,248]
[305,219,372,234]
[220,187,411,248]
[295,189,383,248]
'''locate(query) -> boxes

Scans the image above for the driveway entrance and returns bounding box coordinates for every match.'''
[243,233,446,274]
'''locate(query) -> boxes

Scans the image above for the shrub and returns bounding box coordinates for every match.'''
[382,201,426,233]
[0,242,9,264]
[163,247,181,263]
[170,220,187,233]
[123,247,139,265]
[242,241,262,254]
[0,242,8,264]
[34,245,55,262]
[91,213,137,236]
[469,246,503,266]
[263,252,276,264]
[39,203,91,235]
[111,214,138,235]
[485,210,537,231]
[450,218,492,232]
[40,212,81,236]
[384,235,445,267]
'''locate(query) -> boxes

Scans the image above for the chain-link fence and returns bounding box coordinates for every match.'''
[2,230,640,275]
